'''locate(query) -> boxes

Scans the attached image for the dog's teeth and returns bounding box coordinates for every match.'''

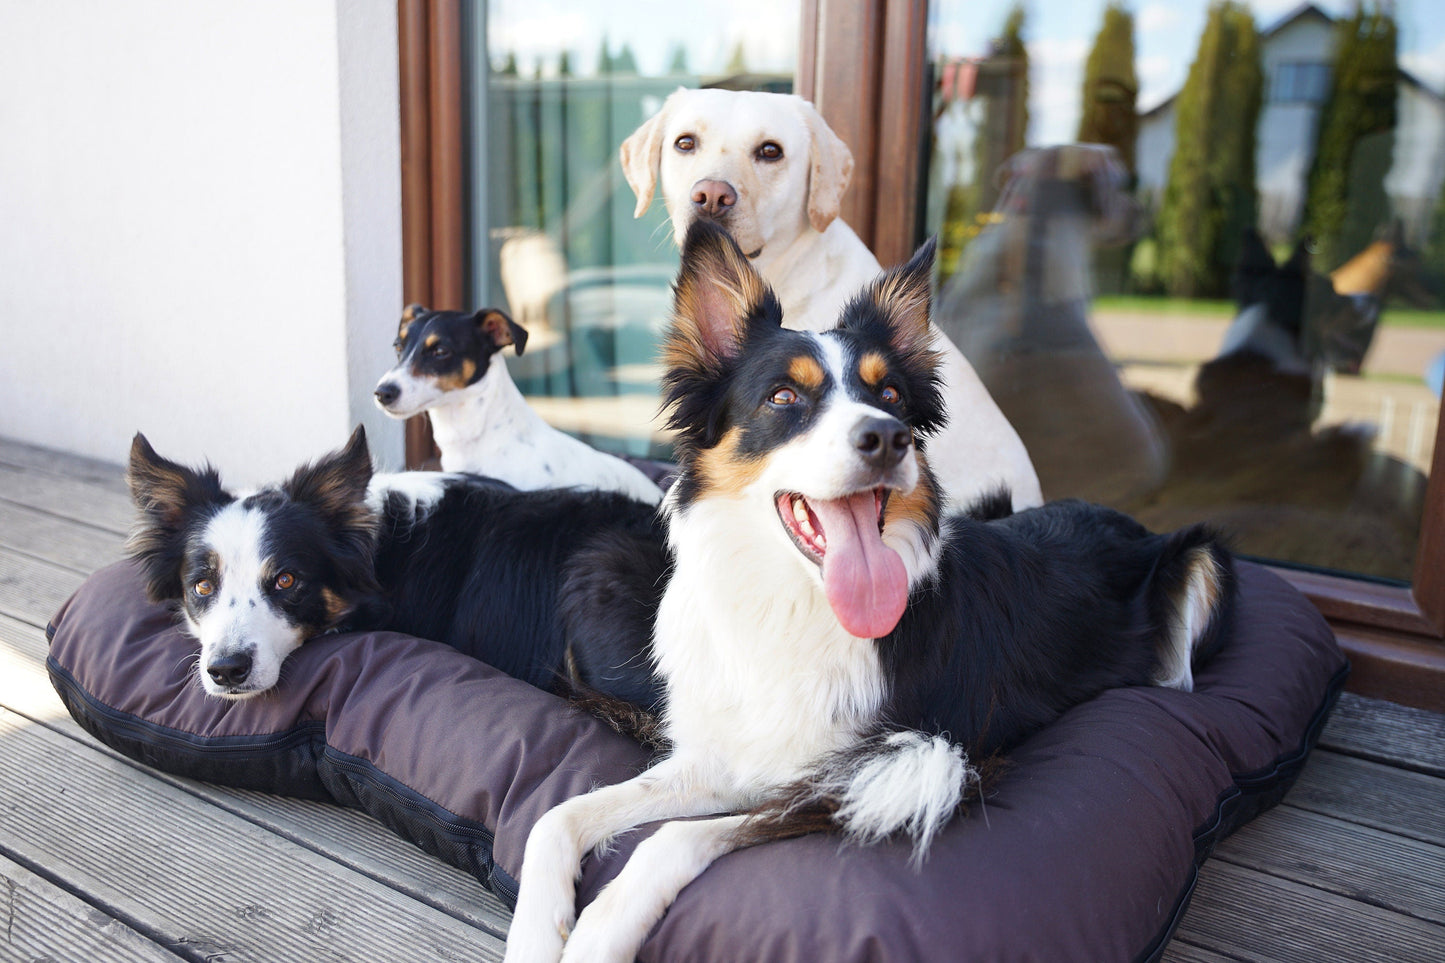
[793,498,810,526]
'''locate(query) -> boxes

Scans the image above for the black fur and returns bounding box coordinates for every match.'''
[366,477,667,706]
[879,501,1234,757]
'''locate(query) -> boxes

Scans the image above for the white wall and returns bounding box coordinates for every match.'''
[0,0,404,487]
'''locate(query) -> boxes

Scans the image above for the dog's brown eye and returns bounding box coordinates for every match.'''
[427,344,451,360]
[274,572,295,591]
[194,579,214,597]
[756,141,783,161]
[771,387,799,405]
[674,134,696,153]
[880,385,900,404]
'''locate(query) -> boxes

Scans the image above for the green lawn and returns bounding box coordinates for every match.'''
[1093,294,1445,329]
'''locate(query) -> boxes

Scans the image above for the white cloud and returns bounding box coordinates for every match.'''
[1402,40,1445,97]
[1028,37,1090,145]
[1137,4,1182,34]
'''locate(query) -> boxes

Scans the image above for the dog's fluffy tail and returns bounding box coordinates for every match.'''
[734,730,999,864]
[1151,527,1236,691]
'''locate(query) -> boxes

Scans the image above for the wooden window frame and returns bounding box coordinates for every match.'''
[399,0,1445,710]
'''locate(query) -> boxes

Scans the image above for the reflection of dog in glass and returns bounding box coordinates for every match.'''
[621,87,1041,513]
[1135,227,1428,579]
[934,143,1163,504]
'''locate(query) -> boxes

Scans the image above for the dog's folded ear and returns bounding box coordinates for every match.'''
[799,99,854,234]
[621,89,683,218]
[477,308,529,356]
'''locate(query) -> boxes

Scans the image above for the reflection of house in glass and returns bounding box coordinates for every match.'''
[1136,2,1445,241]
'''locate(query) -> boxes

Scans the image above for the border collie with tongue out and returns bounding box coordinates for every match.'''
[502,220,1236,963]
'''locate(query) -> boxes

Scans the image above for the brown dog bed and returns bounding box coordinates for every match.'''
[48,558,1346,961]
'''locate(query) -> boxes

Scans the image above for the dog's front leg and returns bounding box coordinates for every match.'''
[561,813,751,963]
[503,755,727,963]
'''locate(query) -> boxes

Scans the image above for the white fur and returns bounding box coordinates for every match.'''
[365,470,453,521]
[622,87,1042,513]
[831,731,972,862]
[1155,549,1225,692]
[188,503,299,698]
[375,352,663,505]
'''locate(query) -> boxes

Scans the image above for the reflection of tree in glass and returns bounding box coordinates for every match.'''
[1156,0,1262,299]
[1301,3,1398,272]
[1077,1,1138,176]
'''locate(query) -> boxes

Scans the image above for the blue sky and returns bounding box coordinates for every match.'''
[485,1,1445,146]
[933,0,1445,145]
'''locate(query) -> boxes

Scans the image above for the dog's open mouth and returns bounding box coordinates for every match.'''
[776,489,909,639]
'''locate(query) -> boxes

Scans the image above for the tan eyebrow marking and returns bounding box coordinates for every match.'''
[859,352,889,386]
[788,355,825,391]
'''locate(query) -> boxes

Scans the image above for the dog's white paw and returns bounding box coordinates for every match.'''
[502,901,572,963]
[558,892,648,963]
[504,810,585,963]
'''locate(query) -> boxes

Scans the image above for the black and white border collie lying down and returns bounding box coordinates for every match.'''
[373,304,664,505]
[125,428,666,710]
[503,221,1236,963]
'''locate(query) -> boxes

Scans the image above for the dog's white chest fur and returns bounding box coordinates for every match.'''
[655,497,886,795]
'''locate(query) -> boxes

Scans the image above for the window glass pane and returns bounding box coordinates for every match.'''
[462,0,798,460]
[925,0,1445,584]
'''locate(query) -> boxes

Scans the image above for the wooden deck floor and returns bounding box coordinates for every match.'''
[1,435,1442,962]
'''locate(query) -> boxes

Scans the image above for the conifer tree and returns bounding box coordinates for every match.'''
[1077,1,1138,174]
[1301,3,1398,270]
[1155,1,1263,298]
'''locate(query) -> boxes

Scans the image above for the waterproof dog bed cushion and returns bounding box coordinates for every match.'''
[48,558,1347,962]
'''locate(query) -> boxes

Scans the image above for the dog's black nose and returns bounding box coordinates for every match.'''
[691,179,737,217]
[374,382,400,407]
[853,416,912,471]
[207,652,253,688]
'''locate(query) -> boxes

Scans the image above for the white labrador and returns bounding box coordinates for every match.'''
[622,88,1042,511]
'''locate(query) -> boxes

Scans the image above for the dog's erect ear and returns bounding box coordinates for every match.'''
[866,236,937,360]
[620,89,680,218]
[800,99,854,234]
[668,219,776,368]
[127,433,228,532]
[477,308,529,356]
[399,303,426,340]
[284,427,376,537]
[126,433,231,601]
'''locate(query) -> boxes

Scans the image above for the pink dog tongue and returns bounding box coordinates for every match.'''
[815,491,909,639]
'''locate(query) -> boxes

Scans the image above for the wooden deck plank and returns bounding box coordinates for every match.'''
[0,543,87,630]
[1161,940,1248,963]
[1287,750,1445,847]
[1172,860,1445,963]
[1211,804,1445,925]
[1319,691,1445,777]
[0,855,188,963]
[0,436,130,493]
[0,460,133,534]
[0,707,506,962]
[0,497,127,575]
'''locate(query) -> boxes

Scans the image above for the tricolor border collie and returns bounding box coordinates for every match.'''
[373,304,664,505]
[503,221,1235,963]
[125,428,666,710]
